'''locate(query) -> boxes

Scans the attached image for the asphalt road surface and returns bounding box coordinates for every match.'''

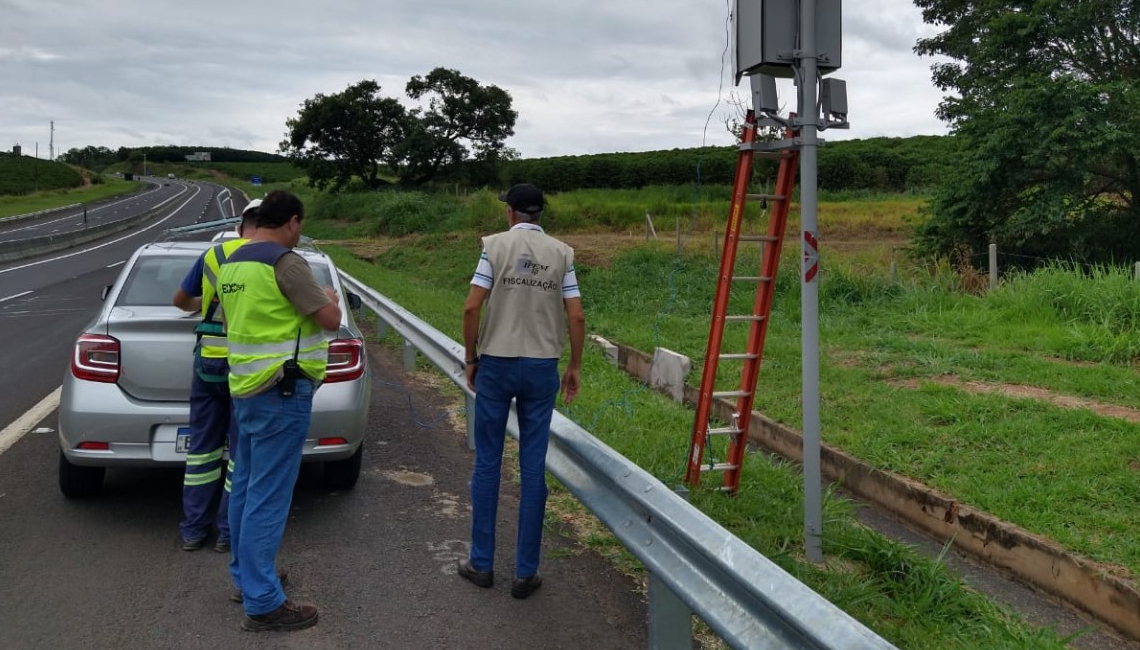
[0,345,650,649]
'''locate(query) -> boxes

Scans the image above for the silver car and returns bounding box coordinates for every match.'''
[58,238,372,497]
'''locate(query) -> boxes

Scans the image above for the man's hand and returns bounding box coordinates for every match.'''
[465,362,478,392]
[323,286,338,303]
[561,366,580,405]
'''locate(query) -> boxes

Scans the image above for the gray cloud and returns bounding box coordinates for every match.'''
[0,0,948,159]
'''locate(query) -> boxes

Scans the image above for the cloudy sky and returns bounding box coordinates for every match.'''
[0,0,950,160]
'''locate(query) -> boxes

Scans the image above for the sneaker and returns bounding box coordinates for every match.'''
[511,574,543,600]
[230,570,290,604]
[181,536,207,552]
[214,538,231,554]
[457,559,493,588]
[241,599,318,632]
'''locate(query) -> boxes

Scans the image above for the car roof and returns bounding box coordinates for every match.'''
[138,239,330,262]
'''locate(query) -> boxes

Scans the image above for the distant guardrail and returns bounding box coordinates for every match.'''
[0,186,189,264]
[0,203,81,226]
[338,270,899,650]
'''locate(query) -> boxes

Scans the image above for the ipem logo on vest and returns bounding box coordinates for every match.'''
[220,282,246,294]
[515,254,550,276]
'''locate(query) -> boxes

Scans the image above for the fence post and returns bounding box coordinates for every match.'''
[989,243,998,291]
[647,485,694,650]
[713,230,720,256]
[646,212,657,241]
[889,249,898,283]
[1134,262,1139,282]
[676,217,681,254]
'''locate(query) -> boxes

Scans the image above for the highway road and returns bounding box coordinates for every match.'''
[0,191,649,649]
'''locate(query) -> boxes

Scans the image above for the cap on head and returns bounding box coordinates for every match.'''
[498,183,545,215]
[241,198,263,217]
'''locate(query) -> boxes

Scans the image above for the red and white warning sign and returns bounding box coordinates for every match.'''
[802,231,819,282]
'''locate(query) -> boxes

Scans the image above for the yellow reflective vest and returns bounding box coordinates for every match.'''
[196,238,248,359]
[216,241,329,397]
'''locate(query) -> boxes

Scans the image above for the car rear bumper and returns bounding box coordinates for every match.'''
[59,375,370,468]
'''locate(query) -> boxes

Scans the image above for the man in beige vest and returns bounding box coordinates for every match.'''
[457,182,585,599]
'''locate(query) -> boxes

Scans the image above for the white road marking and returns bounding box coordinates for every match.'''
[0,291,31,303]
[106,261,125,268]
[0,386,62,458]
[0,185,202,276]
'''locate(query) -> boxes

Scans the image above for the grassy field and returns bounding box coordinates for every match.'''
[278,182,1140,646]
[0,153,84,196]
[0,175,143,219]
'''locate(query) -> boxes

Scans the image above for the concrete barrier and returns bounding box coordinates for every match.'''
[607,338,1140,644]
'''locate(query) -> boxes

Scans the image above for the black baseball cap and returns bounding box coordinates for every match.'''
[498,183,545,215]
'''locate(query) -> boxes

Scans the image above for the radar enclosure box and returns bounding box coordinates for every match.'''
[733,0,842,80]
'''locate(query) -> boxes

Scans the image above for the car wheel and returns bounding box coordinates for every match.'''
[58,451,105,498]
[323,444,363,490]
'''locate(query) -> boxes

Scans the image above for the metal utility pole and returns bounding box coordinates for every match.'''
[797,0,823,564]
[49,120,54,161]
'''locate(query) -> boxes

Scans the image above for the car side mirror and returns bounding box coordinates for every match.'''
[346,292,362,310]
[100,285,112,301]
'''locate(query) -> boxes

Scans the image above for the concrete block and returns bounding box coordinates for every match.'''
[590,334,619,365]
[649,347,691,402]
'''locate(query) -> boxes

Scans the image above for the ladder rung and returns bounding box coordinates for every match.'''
[712,390,750,399]
[731,276,773,283]
[707,426,742,436]
[738,235,780,243]
[739,147,793,159]
[724,315,765,322]
[718,353,758,360]
[745,194,786,202]
[700,463,739,473]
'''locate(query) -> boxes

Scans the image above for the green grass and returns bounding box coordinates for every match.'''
[0,153,84,196]
[0,176,143,219]
[320,237,1084,648]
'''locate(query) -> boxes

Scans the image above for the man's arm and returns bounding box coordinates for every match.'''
[463,285,489,391]
[172,253,206,312]
[561,297,585,404]
[275,253,341,331]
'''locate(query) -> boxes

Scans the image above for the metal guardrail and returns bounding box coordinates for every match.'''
[338,270,898,650]
[0,203,81,226]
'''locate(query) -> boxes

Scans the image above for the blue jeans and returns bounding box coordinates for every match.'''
[180,352,235,543]
[228,378,313,616]
[469,355,559,579]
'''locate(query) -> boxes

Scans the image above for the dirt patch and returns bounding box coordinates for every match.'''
[895,376,1140,423]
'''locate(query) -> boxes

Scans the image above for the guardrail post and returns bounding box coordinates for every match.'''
[464,392,476,450]
[647,485,694,650]
[402,338,416,370]
[377,318,389,340]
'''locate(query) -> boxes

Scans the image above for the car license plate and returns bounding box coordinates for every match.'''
[175,427,191,453]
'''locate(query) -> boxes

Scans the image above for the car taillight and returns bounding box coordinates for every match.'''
[71,334,121,383]
[325,338,364,383]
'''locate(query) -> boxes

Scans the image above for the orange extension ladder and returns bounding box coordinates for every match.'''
[684,109,800,494]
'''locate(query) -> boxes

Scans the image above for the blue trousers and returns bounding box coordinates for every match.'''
[180,352,235,544]
[228,378,313,616]
[469,355,559,579]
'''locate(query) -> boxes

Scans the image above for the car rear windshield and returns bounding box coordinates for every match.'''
[115,254,335,307]
[116,254,198,306]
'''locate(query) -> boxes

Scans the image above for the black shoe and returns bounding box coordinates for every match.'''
[214,538,231,554]
[181,536,207,552]
[457,559,493,588]
[511,574,543,599]
[241,599,318,632]
[230,570,291,604]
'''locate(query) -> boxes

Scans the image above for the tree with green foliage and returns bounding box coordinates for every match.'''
[58,146,118,171]
[281,69,516,191]
[912,0,1140,266]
